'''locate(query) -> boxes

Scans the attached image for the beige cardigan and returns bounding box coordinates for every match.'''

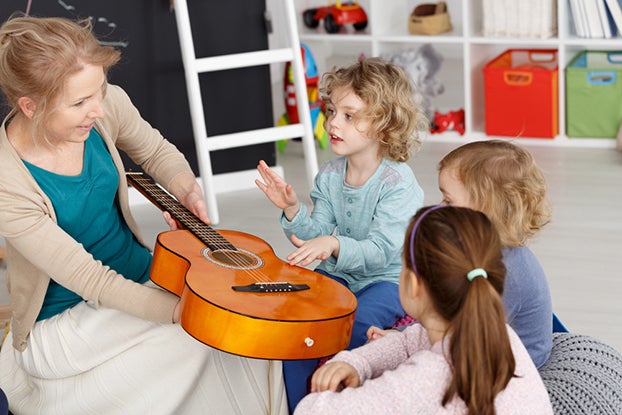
[0,85,193,351]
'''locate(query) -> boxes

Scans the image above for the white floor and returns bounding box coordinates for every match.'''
[1,138,621,353]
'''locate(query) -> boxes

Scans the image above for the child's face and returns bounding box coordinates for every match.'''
[324,86,378,159]
[438,166,473,208]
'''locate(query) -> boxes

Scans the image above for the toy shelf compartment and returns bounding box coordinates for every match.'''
[566,50,622,139]
[484,49,559,139]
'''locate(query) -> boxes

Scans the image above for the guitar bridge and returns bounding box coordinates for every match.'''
[232,282,310,293]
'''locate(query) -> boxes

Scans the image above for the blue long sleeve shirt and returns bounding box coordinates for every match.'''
[502,246,553,368]
[280,156,424,293]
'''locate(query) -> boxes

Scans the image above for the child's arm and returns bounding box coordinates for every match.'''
[255,160,300,220]
[285,233,340,267]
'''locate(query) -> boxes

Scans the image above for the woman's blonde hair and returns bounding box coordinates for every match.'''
[319,57,427,162]
[0,15,120,137]
[438,140,551,246]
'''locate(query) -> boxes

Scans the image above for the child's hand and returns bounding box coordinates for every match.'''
[255,160,300,219]
[287,234,339,267]
[367,325,386,341]
[367,325,395,341]
[310,361,360,393]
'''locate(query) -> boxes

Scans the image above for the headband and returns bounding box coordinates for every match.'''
[409,206,488,284]
[409,205,445,276]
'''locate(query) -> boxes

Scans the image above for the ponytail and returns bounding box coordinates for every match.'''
[407,206,516,415]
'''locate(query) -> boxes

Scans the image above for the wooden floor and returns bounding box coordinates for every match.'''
[1,138,621,353]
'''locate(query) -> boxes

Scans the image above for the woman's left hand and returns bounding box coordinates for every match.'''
[163,172,210,229]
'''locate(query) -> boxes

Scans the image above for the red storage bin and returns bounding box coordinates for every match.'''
[484,49,558,138]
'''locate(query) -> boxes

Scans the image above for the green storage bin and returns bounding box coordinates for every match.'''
[566,51,622,138]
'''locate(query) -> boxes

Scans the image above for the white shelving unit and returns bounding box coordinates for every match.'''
[291,0,621,148]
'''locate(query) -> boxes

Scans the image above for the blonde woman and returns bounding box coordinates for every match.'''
[0,15,286,414]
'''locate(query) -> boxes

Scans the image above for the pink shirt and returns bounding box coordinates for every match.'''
[295,323,553,415]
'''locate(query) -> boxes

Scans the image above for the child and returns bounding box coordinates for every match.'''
[256,57,426,411]
[295,205,554,415]
[437,140,553,368]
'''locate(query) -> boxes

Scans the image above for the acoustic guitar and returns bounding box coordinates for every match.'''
[126,172,357,360]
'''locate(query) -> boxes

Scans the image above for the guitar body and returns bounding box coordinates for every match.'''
[151,228,357,360]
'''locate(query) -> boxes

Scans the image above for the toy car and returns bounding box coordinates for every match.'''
[303,1,368,34]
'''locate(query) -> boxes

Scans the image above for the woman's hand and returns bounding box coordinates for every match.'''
[310,361,360,393]
[255,160,300,220]
[286,234,339,267]
[164,172,210,229]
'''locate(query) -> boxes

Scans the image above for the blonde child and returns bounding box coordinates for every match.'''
[369,140,553,368]
[436,140,553,367]
[295,206,553,415]
[256,57,426,411]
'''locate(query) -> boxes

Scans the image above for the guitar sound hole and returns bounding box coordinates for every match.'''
[202,248,264,270]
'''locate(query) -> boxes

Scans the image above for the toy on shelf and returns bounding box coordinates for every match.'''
[381,44,445,124]
[277,43,328,152]
[408,2,453,35]
[303,0,368,34]
[431,109,465,135]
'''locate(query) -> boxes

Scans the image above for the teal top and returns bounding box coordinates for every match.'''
[24,129,152,321]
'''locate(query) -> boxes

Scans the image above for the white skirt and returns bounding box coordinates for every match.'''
[0,301,287,415]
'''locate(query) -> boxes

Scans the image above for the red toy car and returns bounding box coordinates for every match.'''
[303,1,368,34]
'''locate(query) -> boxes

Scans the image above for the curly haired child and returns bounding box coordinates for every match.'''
[256,57,427,412]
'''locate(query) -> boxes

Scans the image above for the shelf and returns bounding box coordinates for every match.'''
[288,0,621,147]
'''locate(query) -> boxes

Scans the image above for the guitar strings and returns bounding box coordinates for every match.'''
[133,177,272,283]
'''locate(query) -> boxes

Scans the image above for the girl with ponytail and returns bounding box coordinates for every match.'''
[294,206,553,415]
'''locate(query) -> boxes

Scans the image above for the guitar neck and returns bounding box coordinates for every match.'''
[126,172,236,252]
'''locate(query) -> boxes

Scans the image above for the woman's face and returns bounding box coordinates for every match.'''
[438,166,473,208]
[42,63,106,145]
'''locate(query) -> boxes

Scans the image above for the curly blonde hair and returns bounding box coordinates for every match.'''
[438,140,551,247]
[0,15,120,139]
[319,57,427,162]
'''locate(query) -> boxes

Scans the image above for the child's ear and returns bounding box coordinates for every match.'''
[405,269,422,299]
[17,96,37,119]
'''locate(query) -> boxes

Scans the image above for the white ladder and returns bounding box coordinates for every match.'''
[173,0,318,224]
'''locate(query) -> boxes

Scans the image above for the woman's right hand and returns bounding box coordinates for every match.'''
[255,160,300,219]
[310,361,360,393]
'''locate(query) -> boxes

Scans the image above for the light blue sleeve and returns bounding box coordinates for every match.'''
[334,178,423,275]
[279,169,338,242]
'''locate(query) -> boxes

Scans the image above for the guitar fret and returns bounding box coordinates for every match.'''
[127,173,237,252]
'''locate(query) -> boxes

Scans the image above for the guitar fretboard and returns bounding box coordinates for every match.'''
[126,172,236,252]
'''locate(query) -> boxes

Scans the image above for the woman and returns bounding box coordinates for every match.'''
[0,15,286,414]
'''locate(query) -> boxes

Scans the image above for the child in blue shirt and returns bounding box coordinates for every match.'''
[256,57,426,412]
[437,140,553,368]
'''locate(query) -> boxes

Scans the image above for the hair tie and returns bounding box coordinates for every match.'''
[409,205,445,276]
[466,268,488,282]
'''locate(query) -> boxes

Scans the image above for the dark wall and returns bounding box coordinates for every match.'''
[0,0,276,174]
